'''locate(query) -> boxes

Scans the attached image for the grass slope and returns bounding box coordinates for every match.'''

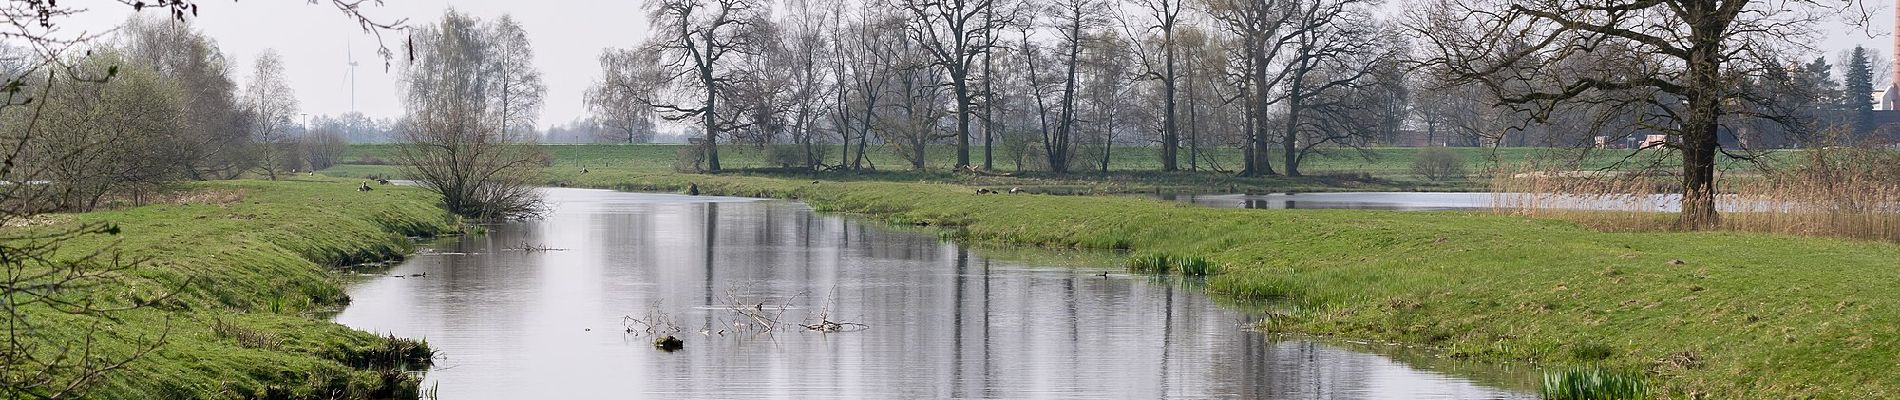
[9,178,458,399]
[596,173,1900,399]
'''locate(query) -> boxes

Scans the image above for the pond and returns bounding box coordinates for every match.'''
[334,188,1538,399]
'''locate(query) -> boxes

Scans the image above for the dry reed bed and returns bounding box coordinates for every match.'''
[1491,148,1900,243]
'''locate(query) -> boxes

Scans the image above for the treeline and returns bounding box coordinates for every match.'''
[0,17,342,212]
[597,0,1880,175]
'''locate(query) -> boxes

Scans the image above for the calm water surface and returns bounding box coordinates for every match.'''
[334,188,1536,399]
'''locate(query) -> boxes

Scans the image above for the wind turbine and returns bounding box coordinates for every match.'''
[343,38,360,141]
[344,38,359,112]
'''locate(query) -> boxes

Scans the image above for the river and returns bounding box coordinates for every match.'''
[334,188,1537,399]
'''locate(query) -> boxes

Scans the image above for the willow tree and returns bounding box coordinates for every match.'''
[1415,0,1869,227]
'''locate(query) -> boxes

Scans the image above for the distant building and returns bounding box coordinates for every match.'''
[1642,134,1671,148]
[1889,6,1900,112]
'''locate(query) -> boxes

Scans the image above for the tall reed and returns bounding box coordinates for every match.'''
[1491,145,1900,243]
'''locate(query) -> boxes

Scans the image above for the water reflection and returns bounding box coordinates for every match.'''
[334,188,1535,399]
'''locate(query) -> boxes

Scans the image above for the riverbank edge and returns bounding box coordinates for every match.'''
[586,172,1900,399]
[11,178,460,398]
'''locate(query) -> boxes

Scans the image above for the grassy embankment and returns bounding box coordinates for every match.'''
[327,144,1690,193]
[579,173,1898,399]
[7,178,459,398]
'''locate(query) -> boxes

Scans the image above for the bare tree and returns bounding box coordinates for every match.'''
[777,0,837,169]
[1121,0,1186,171]
[397,10,545,220]
[896,0,1009,169]
[834,3,906,170]
[1205,0,1291,176]
[1272,0,1389,176]
[243,49,298,180]
[489,15,545,139]
[302,125,349,170]
[1080,29,1138,172]
[879,34,953,170]
[640,0,773,172]
[587,48,660,144]
[1043,0,1108,173]
[1414,0,1870,227]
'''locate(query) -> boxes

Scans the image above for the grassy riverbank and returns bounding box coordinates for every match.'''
[332,144,1651,192]
[6,178,458,398]
[593,173,1898,399]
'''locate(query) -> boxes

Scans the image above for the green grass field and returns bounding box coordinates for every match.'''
[6,178,458,398]
[581,173,1900,399]
[332,144,1749,194]
[340,143,1664,176]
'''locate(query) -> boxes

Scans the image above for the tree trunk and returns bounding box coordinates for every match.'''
[1241,46,1276,177]
[1160,29,1179,172]
[1102,113,1115,173]
[982,7,996,171]
[913,138,927,171]
[700,47,722,172]
[954,74,973,169]
[1053,22,1082,174]
[1281,94,1303,177]
[1680,41,1722,228]
[1186,64,1200,171]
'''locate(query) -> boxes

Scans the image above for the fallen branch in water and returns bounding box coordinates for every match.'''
[503,242,568,252]
[623,302,681,336]
[800,288,867,333]
[722,288,802,334]
[800,319,868,333]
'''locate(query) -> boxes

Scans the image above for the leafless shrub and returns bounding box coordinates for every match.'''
[1411,147,1467,182]
[396,11,546,220]
[301,127,349,171]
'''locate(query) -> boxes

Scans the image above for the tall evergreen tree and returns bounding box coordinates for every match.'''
[1803,57,1841,110]
[1843,46,1876,112]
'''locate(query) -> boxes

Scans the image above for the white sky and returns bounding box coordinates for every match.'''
[46,1,1897,129]
[64,0,653,127]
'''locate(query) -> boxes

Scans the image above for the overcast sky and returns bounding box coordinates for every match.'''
[56,1,1894,129]
[67,0,652,127]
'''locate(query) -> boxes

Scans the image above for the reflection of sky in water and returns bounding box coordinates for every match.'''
[335,188,1537,399]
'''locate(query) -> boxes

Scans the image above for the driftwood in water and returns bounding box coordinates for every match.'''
[503,242,568,252]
